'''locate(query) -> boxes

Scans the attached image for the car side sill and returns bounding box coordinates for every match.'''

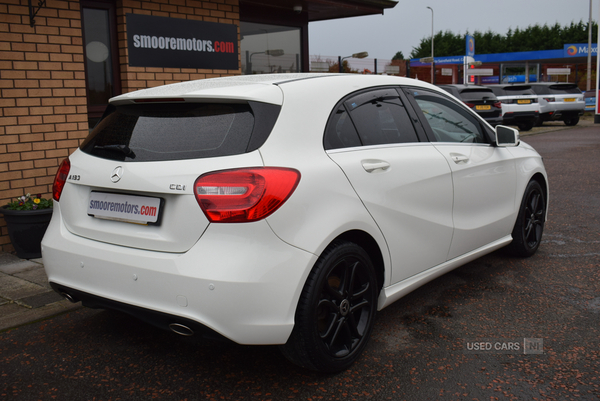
[377,235,513,310]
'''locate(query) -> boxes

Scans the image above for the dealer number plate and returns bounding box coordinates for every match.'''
[517,99,531,104]
[564,98,576,102]
[88,192,162,225]
[476,105,491,110]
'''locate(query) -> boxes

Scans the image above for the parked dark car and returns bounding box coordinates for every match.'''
[437,84,503,126]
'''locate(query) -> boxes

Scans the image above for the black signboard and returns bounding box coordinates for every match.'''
[127,13,238,70]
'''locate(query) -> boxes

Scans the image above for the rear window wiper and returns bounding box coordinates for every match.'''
[93,144,136,159]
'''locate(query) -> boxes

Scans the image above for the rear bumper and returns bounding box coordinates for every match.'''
[42,206,317,345]
[482,116,503,126]
[539,109,584,121]
[502,110,539,124]
[50,282,230,341]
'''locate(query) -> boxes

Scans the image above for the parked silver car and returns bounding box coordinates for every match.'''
[529,83,585,126]
[488,84,540,131]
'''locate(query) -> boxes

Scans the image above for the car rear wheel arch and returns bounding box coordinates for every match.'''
[331,230,385,293]
[281,236,383,371]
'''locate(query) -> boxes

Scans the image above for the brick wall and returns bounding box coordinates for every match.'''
[0,0,241,254]
[0,0,88,253]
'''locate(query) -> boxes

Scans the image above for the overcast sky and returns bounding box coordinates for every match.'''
[308,0,598,61]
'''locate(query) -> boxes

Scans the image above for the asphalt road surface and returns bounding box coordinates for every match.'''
[2,125,599,400]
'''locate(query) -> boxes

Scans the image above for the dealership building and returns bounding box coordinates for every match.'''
[409,43,599,89]
[0,0,398,253]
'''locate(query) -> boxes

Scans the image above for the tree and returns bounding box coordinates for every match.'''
[408,20,599,59]
[392,51,405,60]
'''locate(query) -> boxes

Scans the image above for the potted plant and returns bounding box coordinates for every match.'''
[0,193,53,259]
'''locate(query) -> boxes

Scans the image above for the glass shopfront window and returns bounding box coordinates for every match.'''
[241,22,301,75]
[81,1,120,129]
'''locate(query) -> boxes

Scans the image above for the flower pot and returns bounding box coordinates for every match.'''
[0,206,53,259]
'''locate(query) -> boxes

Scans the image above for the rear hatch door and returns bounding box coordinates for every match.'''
[58,100,279,253]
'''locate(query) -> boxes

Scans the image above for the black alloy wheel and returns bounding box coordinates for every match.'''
[507,180,546,257]
[281,240,379,372]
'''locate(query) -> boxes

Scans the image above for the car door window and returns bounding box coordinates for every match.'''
[347,89,419,146]
[408,89,487,144]
[324,88,419,150]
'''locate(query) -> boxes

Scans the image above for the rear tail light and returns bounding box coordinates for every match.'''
[543,97,555,102]
[493,101,502,109]
[501,99,512,104]
[463,102,475,108]
[53,158,71,201]
[194,167,301,223]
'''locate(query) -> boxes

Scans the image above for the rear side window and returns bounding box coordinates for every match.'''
[459,89,497,102]
[324,88,419,150]
[80,102,279,162]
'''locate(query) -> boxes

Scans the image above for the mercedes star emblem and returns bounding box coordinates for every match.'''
[111,166,123,183]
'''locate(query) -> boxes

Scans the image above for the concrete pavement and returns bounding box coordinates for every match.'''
[0,252,80,332]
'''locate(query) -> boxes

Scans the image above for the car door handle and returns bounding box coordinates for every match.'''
[362,160,390,173]
[450,153,469,164]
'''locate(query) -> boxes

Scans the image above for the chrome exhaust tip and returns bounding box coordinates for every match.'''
[169,323,194,336]
[60,292,78,303]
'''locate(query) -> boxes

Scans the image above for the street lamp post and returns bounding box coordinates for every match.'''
[427,6,434,84]
[338,52,369,73]
[246,49,284,75]
[587,0,592,91]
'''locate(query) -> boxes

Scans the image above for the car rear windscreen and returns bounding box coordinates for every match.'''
[458,89,497,101]
[549,84,581,94]
[503,87,535,96]
[80,102,259,162]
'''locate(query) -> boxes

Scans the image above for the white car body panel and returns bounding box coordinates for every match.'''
[432,142,517,259]
[327,143,454,284]
[61,149,264,252]
[110,75,288,106]
[379,235,512,309]
[43,206,317,344]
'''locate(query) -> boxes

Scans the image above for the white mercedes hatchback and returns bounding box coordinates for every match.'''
[42,74,548,373]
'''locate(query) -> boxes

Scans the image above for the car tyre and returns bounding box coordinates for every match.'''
[517,121,534,131]
[280,240,379,372]
[506,180,546,257]
[564,116,579,126]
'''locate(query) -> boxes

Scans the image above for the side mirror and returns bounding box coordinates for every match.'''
[495,125,520,147]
